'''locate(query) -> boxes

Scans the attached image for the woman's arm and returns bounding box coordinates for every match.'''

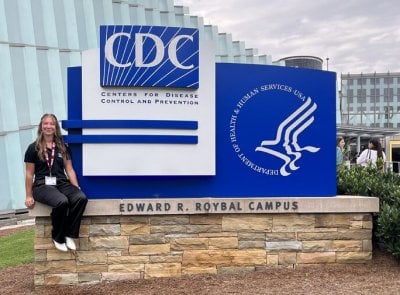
[25,163,35,208]
[356,149,368,165]
[64,158,80,188]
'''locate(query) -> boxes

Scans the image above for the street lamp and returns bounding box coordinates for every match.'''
[326,57,329,70]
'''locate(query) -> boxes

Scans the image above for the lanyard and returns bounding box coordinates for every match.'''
[44,142,55,176]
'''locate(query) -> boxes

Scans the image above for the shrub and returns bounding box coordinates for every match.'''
[337,165,400,260]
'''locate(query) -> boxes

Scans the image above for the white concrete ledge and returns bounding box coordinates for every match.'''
[29,196,379,217]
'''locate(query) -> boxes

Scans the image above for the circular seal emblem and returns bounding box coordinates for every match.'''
[229,83,320,177]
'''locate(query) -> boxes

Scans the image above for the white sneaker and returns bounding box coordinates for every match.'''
[53,240,68,252]
[65,237,76,251]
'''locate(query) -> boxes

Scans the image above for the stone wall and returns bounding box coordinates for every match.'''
[33,212,373,285]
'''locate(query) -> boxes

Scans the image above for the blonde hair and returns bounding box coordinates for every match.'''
[35,114,67,161]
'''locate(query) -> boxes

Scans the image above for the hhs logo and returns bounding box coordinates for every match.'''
[100,25,199,88]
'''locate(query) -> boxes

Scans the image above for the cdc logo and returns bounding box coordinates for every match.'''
[99,25,199,89]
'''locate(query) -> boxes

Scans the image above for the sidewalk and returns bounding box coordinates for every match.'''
[0,210,34,231]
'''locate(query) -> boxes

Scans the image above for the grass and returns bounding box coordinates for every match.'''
[0,228,35,269]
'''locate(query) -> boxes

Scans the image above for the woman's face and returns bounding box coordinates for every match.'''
[41,116,56,136]
[368,142,374,149]
[339,139,345,148]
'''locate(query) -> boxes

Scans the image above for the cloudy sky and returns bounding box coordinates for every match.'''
[174,0,399,75]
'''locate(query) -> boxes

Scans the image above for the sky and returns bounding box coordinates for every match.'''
[174,0,400,75]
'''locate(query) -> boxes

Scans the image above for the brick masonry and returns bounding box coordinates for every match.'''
[34,212,374,286]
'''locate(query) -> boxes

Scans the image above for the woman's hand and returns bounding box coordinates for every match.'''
[25,196,35,209]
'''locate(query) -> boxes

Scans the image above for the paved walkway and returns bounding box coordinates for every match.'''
[0,217,35,231]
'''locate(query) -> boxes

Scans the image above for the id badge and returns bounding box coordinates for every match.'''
[45,176,57,186]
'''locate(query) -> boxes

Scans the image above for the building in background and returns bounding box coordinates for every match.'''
[339,72,400,170]
[0,0,280,212]
[278,56,323,70]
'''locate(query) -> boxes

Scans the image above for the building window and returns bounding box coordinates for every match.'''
[357,106,366,112]
[384,123,394,128]
[357,89,366,103]
[384,88,394,102]
[357,78,367,85]
[347,79,354,85]
[384,77,393,84]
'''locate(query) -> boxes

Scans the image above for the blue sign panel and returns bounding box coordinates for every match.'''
[64,63,336,198]
[99,25,199,88]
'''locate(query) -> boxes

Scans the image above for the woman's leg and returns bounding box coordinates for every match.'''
[32,185,69,243]
[58,182,88,238]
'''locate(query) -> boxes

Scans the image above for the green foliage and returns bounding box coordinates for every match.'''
[0,228,34,269]
[377,203,400,259]
[337,166,400,260]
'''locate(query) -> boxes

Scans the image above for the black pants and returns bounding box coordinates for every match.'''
[33,181,88,243]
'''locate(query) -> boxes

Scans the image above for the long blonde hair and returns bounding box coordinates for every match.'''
[35,114,67,161]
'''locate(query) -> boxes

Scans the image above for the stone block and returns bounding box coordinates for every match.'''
[273,214,315,231]
[120,216,149,224]
[78,273,101,283]
[34,237,53,250]
[150,255,182,263]
[170,238,208,250]
[90,224,121,236]
[121,224,150,235]
[102,272,141,281]
[302,240,333,252]
[315,214,350,228]
[35,224,45,237]
[91,216,120,224]
[226,250,266,266]
[129,233,165,244]
[298,229,371,241]
[108,255,149,264]
[362,240,372,252]
[182,266,217,275]
[35,250,47,262]
[238,240,265,249]
[35,260,77,274]
[187,225,222,234]
[267,254,279,265]
[151,225,188,234]
[332,240,362,252]
[182,250,231,267]
[198,232,237,238]
[265,232,296,241]
[108,263,144,272]
[76,251,108,264]
[238,232,265,240]
[145,263,181,278]
[336,251,372,263]
[209,237,238,249]
[222,215,272,232]
[76,264,108,272]
[279,252,297,265]
[350,221,363,229]
[45,273,78,285]
[89,236,129,250]
[266,241,302,251]
[297,252,336,264]
[351,214,372,221]
[47,249,76,261]
[129,243,170,255]
[150,216,189,225]
[79,224,90,237]
[218,266,255,274]
[362,221,373,229]
[190,215,222,225]
[79,237,89,251]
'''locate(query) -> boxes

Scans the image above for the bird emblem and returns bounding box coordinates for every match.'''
[255,97,320,176]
